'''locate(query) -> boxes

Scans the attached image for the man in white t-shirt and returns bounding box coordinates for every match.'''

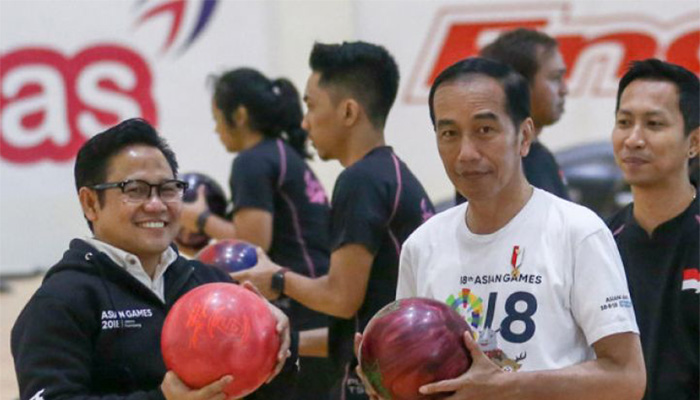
[391,58,645,399]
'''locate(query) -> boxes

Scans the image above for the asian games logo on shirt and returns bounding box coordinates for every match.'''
[458,245,542,286]
[445,289,530,372]
[101,308,154,330]
[510,245,523,278]
[447,245,542,371]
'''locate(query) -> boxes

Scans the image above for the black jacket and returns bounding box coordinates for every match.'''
[12,239,297,400]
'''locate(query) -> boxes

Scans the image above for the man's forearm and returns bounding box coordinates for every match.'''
[498,357,645,400]
[421,332,645,400]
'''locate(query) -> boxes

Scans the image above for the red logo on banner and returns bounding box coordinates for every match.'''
[406,2,699,103]
[0,45,157,163]
[134,0,220,55]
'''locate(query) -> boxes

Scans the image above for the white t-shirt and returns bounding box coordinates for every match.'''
[398,188,638,372]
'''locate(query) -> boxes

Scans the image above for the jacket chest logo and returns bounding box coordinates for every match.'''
[101,308,154,330]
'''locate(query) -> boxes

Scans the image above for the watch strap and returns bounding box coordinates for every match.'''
[271,267,290,295]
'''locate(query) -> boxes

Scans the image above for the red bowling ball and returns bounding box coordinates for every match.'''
[195,239,258,273]
[161,283,279,398]
[359,297,473,400]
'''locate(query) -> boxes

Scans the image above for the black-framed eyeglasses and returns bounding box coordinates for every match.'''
[90,179,189,203]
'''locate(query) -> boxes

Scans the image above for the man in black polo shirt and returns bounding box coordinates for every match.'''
[607,59,699,400]
[232,41,435,399]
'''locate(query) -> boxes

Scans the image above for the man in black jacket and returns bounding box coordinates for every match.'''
[11,118,295,400]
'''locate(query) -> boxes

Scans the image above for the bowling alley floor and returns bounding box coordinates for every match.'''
[1,274,43,400]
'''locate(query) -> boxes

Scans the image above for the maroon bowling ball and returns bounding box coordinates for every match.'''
[359,298,473,400]
[195,239,258,273]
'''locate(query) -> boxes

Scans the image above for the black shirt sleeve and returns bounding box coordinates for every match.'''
[330,168,388,255]
[230,151,277,213]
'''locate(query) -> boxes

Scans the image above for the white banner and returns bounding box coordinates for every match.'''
[1,0,270,274]
[1,0,698,274]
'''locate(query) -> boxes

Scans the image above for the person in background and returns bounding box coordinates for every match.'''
[607,59,699,400]
[233,41,435,400]
[174,172,228,257]
[178,68,334,399]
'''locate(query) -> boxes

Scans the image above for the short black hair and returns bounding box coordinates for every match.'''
[212,68,310,158]
[429,57,531,130]
[309,41,399,129]
[480,28,558,85]
[616,59,699,136]
[74,118,178,231]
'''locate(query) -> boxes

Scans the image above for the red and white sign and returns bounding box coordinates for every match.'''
[1,45,157,163]
[406,2,699,103]
[0,0,269,275]
[354,0,698,203]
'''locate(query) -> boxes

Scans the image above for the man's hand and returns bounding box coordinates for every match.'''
[180,186,208,233]
[230,249,282,300]
[241,281,291,382]
[161,371,232,400]
[418,331,507,399]
[353,333,385,400]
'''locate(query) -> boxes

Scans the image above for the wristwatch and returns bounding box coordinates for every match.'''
[196,210,211,235]
[271,267,290,295]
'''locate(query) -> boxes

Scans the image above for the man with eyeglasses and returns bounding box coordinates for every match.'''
[11,118,296,400]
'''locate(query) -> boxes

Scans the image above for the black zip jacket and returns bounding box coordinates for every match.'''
[11,239,298,400]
